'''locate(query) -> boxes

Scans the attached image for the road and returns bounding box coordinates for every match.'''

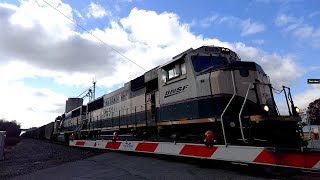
[12,152,271,180]
[4,139,320,180]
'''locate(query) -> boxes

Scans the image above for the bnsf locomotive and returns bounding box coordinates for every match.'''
[28,46,305,148]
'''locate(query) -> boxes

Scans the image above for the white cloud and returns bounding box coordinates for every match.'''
[254,0,271,3]
[294,86,320,109]
[86,2,109,18]
[252,39,265,45]
[309,11,320,18]
[275,14,297,26]
[9,0,74,41]
[0,2,17,10]
[275,13,320,48]
[121,8,192,47]
[0,62,66,128]
[259,54,303,88]
[199,15,220,27]
[199,15,265,36]
[240,19,265,36]
[74,9,84,20]
[0,1,308,128]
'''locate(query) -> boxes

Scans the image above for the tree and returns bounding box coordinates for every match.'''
[0,119,21,145]
[0,119,21,136]
[307,98,320,125]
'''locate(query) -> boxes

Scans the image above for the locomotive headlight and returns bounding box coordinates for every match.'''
[263,105,269,112]
[295,107,300,113]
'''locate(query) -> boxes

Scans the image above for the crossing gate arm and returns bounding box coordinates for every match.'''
[69,140,320,171]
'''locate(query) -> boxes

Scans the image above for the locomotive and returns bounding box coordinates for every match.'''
[28,46,305,148]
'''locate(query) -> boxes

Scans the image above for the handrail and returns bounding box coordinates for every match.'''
[238,83,254,143]
[220,71,236,146]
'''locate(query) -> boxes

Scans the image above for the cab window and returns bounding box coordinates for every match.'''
[181,63,186,75]
[192,56,228,72]
[162,61,186,83]
[168,68,178,79]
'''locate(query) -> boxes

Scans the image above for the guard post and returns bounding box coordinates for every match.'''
[0,131,6,160]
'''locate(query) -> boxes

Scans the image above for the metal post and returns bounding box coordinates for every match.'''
[92,79,96,100]
[0,131,6,161]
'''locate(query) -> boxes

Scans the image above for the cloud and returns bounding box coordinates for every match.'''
[74,9,84,20]
[121,8,191,47]
[8,0,74,41]
[86,2,109,18]
[199,15,220,27]
[252,39,265,45]
[275,13,320,48]
[275,14,297,26]
[258,54,303,88]
[240,19,265,36]
[254,0,271,3]
[0,2,18,10]
[0,64,67,128]
[294,86,320,109]
[0,3,119,83]
[199,14,265,36]
[0,1,307,128]
[309,11,320,18]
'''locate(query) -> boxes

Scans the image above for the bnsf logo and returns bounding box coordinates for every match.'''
[164,85,188,98]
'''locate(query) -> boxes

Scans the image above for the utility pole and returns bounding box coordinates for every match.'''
[92,78,96,100]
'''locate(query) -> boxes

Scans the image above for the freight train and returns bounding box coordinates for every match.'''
[24,45,306,148]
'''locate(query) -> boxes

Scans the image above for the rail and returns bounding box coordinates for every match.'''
[238,83,254,143]
[220,71,236,146]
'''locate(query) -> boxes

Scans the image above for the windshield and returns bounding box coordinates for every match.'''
[191,56,229,72]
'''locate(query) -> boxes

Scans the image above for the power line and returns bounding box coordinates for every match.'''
[41,0,147,71]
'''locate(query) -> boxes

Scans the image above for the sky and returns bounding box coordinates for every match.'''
[0,0,319,128]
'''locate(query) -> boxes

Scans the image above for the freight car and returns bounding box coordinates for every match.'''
[23,122,55,141]
[35,45,306,148]
[44,122,54,140]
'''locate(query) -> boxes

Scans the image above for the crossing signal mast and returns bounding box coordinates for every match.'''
[92,78,96,101]
[77,78,97,102]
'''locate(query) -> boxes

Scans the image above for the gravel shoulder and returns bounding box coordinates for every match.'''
[0,138,100,179]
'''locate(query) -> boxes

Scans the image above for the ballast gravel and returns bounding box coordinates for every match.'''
[0,138,100,179]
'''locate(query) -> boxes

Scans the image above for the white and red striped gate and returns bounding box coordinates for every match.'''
[70,140,320,171]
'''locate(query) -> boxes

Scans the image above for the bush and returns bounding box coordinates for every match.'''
[0,119,21,146]
[5,136,21,146]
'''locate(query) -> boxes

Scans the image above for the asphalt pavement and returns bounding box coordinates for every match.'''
[12,152,270,180]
